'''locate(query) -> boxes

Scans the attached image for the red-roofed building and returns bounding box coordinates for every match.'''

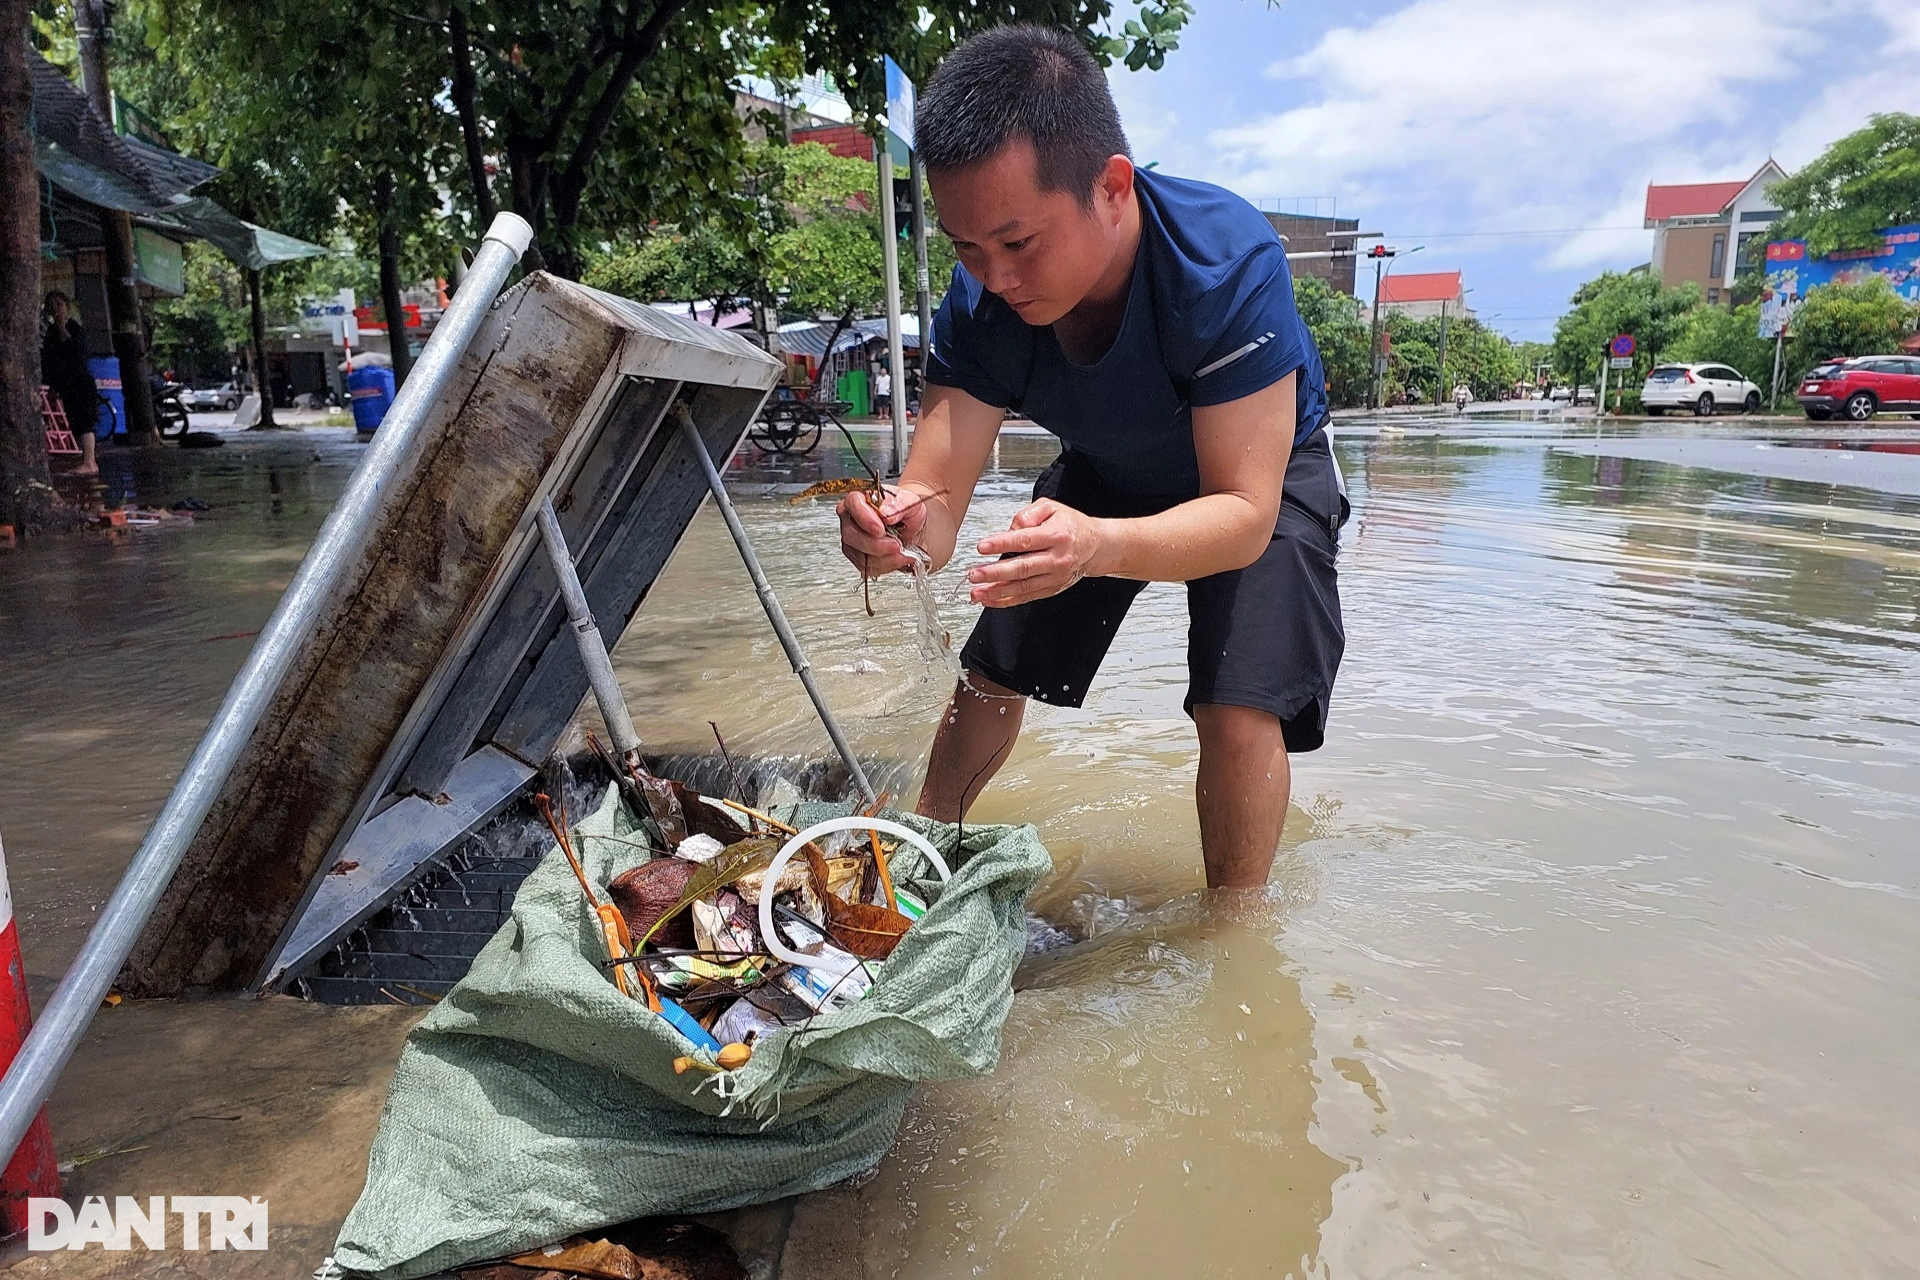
[1645,160,1788,304]
[1369,270,1471,323]
[792,123,874,161]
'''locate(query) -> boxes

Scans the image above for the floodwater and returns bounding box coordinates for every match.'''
[2,413,1918,1277]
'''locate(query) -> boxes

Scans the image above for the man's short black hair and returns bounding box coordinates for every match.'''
[915,25,1131,208]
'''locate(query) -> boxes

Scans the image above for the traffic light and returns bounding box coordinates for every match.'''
[1367,244,1392,259]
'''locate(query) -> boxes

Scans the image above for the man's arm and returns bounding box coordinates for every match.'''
[966,373,1295,607]
[838,383,1006,576]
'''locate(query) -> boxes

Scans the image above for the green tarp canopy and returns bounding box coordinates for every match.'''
[29,48,327,271]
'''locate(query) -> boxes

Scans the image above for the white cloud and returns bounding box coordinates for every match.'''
[1105,66,1178,166]
[1770,0,1920,167]
[1205,0,1920,271]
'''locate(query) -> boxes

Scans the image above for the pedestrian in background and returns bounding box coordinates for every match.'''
[874,368,893,418]
[41,292,99,476]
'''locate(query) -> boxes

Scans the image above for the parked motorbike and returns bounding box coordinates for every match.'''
[154,380,191,439]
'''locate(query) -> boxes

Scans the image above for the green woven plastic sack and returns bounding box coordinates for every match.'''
[333,786,1051,1279]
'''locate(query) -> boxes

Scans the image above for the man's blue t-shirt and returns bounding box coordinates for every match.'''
[925,167,1329,496]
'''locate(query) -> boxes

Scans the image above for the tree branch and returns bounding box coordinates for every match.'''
[550,0,692,230]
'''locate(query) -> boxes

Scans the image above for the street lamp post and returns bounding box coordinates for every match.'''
[1366,244,1422,410]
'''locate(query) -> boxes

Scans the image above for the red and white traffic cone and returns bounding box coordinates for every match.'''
[0,831,59,1236]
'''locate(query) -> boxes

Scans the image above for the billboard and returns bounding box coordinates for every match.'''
[1760,224,1920,338]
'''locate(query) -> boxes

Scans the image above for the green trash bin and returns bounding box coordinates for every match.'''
[836,368,869,417]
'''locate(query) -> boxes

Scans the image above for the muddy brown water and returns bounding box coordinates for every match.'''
[1,417,1916,1277]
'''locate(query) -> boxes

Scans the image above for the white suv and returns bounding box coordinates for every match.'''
[1640,363,1761,416]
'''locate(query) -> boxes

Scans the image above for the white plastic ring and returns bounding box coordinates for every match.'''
[756,817,951,969]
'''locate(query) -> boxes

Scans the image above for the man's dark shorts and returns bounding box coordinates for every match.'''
[959,431,1347,751]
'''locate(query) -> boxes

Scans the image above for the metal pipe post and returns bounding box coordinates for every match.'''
[1770,330,1784,410]
[673,406,878,805]
[875,139,908,476]
[0,214,537,1167]
[534,498,642,759]
[909,151,934,389]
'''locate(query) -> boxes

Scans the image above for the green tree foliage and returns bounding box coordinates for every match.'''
[1378,311,1522,403]
[1788,277,1917,370]
[1770,113,1920,255]
[586,229,754,319]
[1513,340,1552,391]
[1292,276,1368,407]
[119,0,1187,284]
[768,143,887,317]
[1669,299,1774,384]
[147,244,251,378]
[588,140,959,355]
[444,0,1189,276]
[1551,270,1699,387]
[1098,0,1191,71]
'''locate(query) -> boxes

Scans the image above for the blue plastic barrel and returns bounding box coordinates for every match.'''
[86,356,124,438]
[348,366,396,433]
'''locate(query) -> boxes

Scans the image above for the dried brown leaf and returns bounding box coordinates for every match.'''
[633,838,780,951]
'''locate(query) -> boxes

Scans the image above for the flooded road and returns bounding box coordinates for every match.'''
[3,414,1918,1276]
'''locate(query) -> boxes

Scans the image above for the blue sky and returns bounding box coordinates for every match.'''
[1105,0,1920,341]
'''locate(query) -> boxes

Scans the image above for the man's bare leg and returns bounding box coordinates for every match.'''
[916,672,1027,823]
[1193,703,1292,888]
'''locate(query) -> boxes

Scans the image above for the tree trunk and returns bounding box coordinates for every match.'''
[0,0,56,532]
[99,206,159,443]
[246,267,276,430]
[540,0,694,280]
[810,308,855,395]
[447,4,497,226]
[374,171,415,387]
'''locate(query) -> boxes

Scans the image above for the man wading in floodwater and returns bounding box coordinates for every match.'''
[838,25,1347,888]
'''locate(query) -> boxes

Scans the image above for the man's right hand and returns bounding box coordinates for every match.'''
[834,384,1005,581]
[838,486,930,578]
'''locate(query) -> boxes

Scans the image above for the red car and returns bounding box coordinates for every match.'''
[1796,355,1920,421]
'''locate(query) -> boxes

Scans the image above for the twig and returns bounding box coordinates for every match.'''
[602,948,767,965]
[713,797,797,834]
[709,721,753,816]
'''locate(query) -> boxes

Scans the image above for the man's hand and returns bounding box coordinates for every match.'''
[838,485,931,579]
[966,498,1110,607]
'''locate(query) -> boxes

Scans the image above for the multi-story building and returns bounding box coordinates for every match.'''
[1367,270,1471,324]
[1262,212,1361,295]
[1644,160,1788,304]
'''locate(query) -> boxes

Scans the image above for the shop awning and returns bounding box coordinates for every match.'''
[29,48,327,270]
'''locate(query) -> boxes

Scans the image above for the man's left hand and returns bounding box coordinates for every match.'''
[967,499,1109,607]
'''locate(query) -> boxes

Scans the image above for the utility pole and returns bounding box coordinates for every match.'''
[1435,298,1449,407]
[73,0,157,443]
[908,152,933,399]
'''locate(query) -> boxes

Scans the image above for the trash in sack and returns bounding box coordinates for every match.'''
[452,1217,746,1280]
[331,781,1051,1279]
